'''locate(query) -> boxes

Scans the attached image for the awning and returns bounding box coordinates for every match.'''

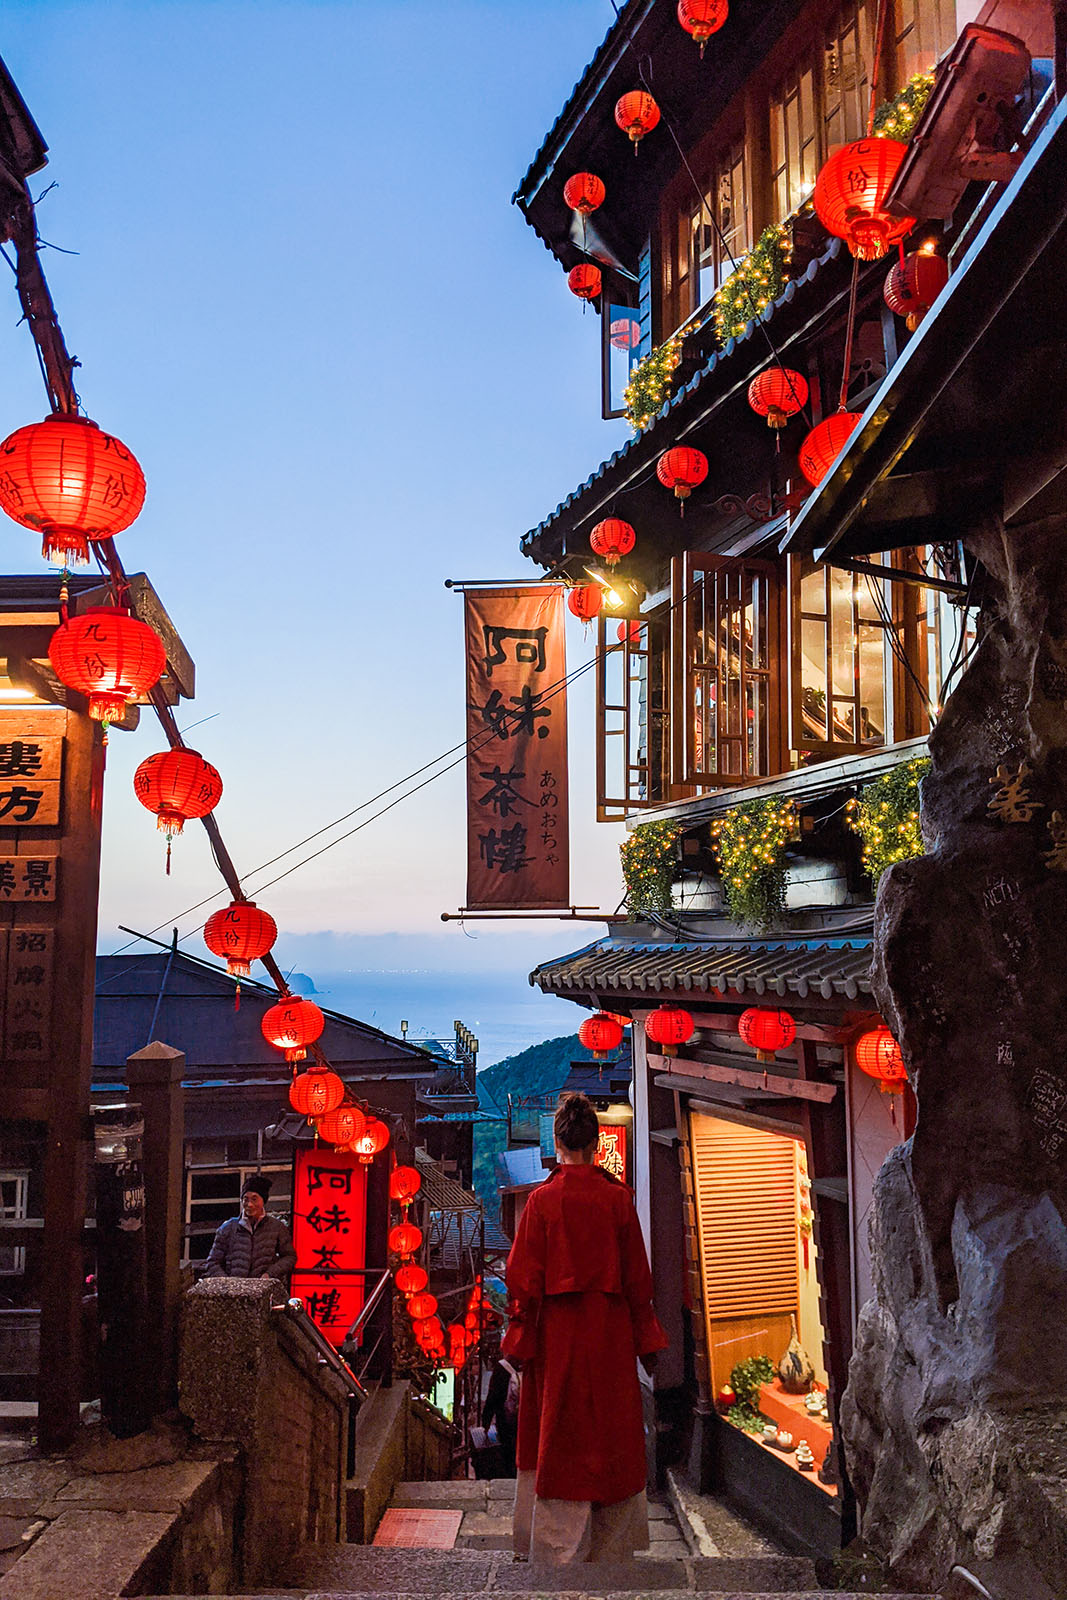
[531,934,874,1003]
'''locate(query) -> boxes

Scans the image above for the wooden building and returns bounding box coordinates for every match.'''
[511,0,1061,1555]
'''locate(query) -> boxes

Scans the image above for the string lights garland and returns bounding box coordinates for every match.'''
[620,819,682,918]
[623,332,684,430]
[846,757,929,885]
[871,71,935,141]
[711,798,798,930]
[713,223,792,345]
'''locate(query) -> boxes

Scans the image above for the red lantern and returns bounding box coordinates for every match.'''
[568,583,603,622]
[261,995,325,1062]
[578,1011,624,1060]
[610,317,641,350]
[738,1007,797,1062]
[813,139,915,261]
[657,446,708,506]
[407,1292,438,1322]
[133,749,223,860]
[413,1314,443,1344]
[563,172,606,215]
[0,414,146,566]
[389,1221,423,1258]
[884,250,948,331]
[288,1067,344,1118]
[48,606,165,722]
[798,412,862,487]
[568,263,602,301]
[616,621,642,646]
[316,1104,366,1147]
[645,1005,695,1056]
[855,1025,907,1092]
[678,0,728,53]
[395,1263,428,1296]
[204,900,277,977]
[747,368,809,429]
[350,1115,391,1164]
[389,1165,421,1206]
[589,518,636,568]
[464,1309,481,1332]
[615,90,660,145]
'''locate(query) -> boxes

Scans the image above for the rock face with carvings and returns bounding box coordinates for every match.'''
[842,514,1067,1594]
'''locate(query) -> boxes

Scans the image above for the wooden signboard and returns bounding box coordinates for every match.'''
[0,702,105,1448]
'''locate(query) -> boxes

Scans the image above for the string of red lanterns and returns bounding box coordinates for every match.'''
[261,995,325,1063]
[855,1025,907,1092]
[350,1116,391,1164]
[738,1007,797,1062]
[657,447,708,512]
[133,748,223,872]
[813,139,915,261]
[589,518,636,567]
[798,412,862,488]
[677,0,729,54]
[644,1005,695,1056]
[0,414,146,566]
[614,91,660,147]
[568,583,603,622]
[563,172,606,216]
[884,249,948,331]
[578,1011,625,1060]
[747,368,809,430]
[567,263,602,302]
[203,900,278,978]
[48,605,166,724]
[288,1066,345,1118]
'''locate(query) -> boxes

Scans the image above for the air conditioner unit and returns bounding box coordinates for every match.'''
[887,24,1032,221]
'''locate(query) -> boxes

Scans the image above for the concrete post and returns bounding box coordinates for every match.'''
[126,1041,186,1414]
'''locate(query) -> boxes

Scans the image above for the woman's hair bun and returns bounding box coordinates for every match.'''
[554,1090,600,1152]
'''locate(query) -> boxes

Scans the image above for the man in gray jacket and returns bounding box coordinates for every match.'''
[203,1175,297,1284]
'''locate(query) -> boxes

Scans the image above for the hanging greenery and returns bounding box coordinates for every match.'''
[846,756,929,886]
[872,71,935,141]
[620,819,682,918]
[712,222,792,346]
[711,797,798,930]
[623,332,685,431]
[727,1354,776,1431]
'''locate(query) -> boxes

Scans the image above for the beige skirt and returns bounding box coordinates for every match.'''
[512,1468,650,1563]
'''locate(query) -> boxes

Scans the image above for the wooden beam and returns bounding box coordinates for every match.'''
[649,1051,837,1103]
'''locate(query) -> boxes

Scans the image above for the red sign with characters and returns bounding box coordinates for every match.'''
[464,586,569,909]
[596,1125,628,1184]
[290,1146,367,1347]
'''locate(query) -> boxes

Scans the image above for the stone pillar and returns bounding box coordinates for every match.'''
[126,1042,186,1415]
[842,512,1067,1593]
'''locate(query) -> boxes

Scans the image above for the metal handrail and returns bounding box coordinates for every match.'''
[275,1297,367,1398]
[344,1267,392,1344]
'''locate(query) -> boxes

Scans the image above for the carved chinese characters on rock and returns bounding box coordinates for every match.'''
[290,1146,368,1348]
[464,587,569,909]
[0,711,65,1068]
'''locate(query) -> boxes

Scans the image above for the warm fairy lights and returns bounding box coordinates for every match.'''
[711,798,798,929]
[620,819,682,918]
[846,758,929,884]
[623,332,684,431]
[713,223,791,344]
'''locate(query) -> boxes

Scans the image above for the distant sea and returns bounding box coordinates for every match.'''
[294,966,582,1067]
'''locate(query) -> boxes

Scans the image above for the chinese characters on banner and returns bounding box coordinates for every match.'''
[0,714,64,1064]
[464,587,569,909]
[595,1125,628,1184]
[290,1147,368,1348]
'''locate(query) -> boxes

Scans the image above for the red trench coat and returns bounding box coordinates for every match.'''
[501,1163,668,1505]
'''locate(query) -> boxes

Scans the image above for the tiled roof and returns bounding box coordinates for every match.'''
[531,934,873,1003]
[520,239,844,562]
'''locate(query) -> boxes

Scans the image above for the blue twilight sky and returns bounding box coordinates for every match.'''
[0,1,635,1061]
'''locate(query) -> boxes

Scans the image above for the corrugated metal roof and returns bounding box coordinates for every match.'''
[414,1150,481,1213]
[531,935,873,1002]
[520,240,844,563]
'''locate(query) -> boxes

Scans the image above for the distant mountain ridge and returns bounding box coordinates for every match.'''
[477,1032,589,1115]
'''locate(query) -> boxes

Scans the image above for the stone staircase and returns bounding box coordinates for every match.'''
[168,1476,936,1600]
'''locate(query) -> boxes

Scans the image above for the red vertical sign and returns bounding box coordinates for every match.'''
[290,1147,367,1348]
[465,586,569,909]
[596,1125,628,1184]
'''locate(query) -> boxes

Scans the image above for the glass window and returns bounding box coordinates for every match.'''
[595,612,670,819]
[824,1,871,151]
[895,0,956,80]
[603,302,643,419]
[792,556,888,753]
[771,62,819,218]
[669,139,751,329]
[0,1171,28,1275]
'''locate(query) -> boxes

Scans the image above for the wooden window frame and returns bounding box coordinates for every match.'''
[671,552,787,791]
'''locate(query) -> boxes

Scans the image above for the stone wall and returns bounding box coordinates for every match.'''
[179,1277,353,1583]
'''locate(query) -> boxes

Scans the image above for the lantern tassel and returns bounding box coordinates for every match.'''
[234,980,241,1013]
[165,838,171,876]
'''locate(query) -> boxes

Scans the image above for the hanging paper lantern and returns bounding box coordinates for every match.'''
[616,620,642,646]
[657,446,708,504]
[204,900,278,977]
[350,1115,391,1164]
[813,139,915,261]
[855,1025,907,1092]
[289,1067,345,1119]
[464,1309,481,1332]
[395,1262,428,1296]
[406,1292,438,1322]
[589,518,636,568]
[389,1221,423,1258]
[798,412,862,487]
[578,1011,625,1060]
[316,1104,366,1147]
[568,263,602,301]
[610,316,641,350]
[884,250,949,331]
[48,606,165,722]
[615,91,660,145]
[678,0,728,53]
[568,583,603,622]
[261,995,325,1062]
[389,1165,422,1206]
[739,1007,797,1062]
[413,1314,443,1344]
[645,1005,695,1056]
[0,414,147,566]
[563,172,606,215]
[133,748,222,842]
[747,368,809,429]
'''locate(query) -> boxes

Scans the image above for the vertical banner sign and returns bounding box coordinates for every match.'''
[464,586,569,909]
[290,1146,368,1348]
[595,1125,628,1184]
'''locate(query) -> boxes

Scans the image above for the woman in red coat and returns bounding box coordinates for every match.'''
[502,1092,668,1564]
